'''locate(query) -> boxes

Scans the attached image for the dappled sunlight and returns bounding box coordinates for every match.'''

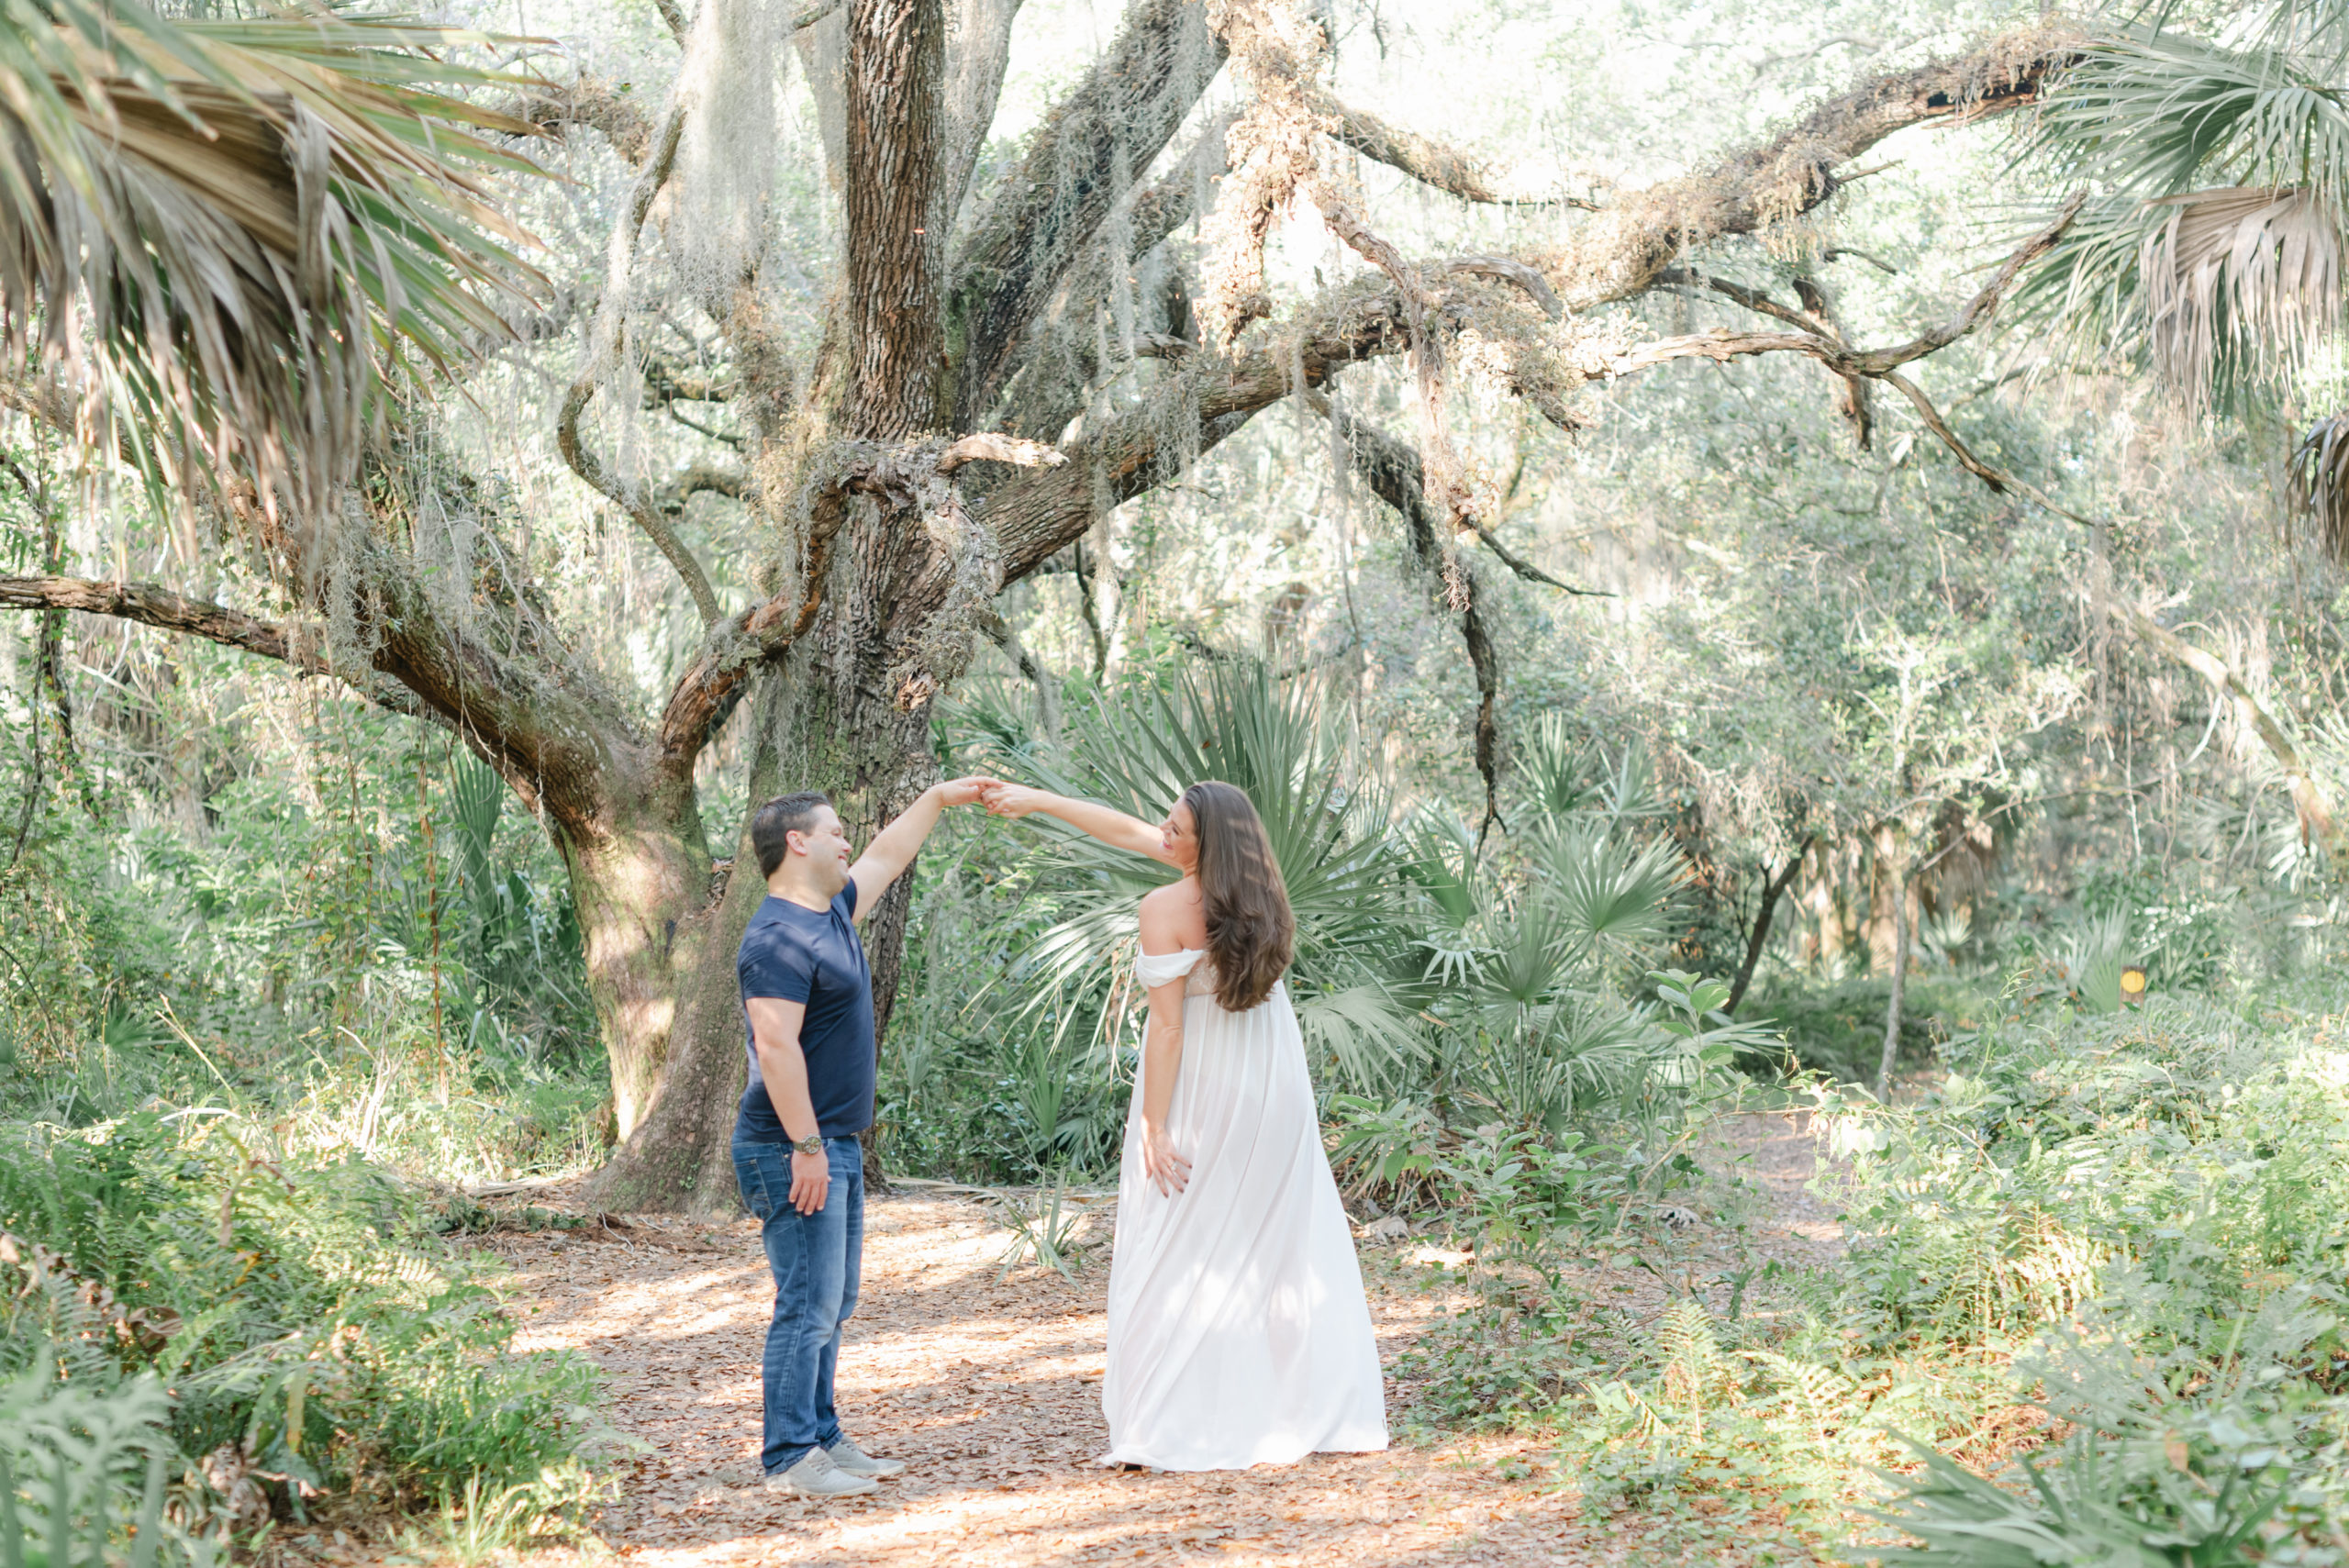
[456,1195,1635,1567]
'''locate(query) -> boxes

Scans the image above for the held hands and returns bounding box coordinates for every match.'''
[978,782,1048,819]
[934,775,997,807]
[1140,1118,1191,1197]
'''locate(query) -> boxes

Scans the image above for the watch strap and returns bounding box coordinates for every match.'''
[792,1133,826,1156]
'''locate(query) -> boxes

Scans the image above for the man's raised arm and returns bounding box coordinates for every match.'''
[845,777,992,922]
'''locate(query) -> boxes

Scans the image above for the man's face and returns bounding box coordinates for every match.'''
[788,806,854,893]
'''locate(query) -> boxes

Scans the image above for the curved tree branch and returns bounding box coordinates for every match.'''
[559,387,724,625]
[554,65,724,622]
[1317,95,1594,209]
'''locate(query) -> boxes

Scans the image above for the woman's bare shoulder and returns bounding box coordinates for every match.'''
[1138,878,1208,944]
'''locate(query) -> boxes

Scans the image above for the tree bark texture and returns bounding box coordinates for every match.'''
[0,21,2079,1210]
[845,0,948,437]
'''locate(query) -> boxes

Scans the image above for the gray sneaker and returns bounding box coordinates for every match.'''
[826,1437,906,1478]
[764,1447,878,1496]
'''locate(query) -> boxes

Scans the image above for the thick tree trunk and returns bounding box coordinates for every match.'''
[556,777,716,1141]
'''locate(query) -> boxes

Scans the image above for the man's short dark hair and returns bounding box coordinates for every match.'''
[751,792,834,878]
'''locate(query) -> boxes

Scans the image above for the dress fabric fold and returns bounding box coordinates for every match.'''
[1100,946,1390,1470]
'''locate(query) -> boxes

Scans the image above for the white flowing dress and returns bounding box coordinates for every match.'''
[1099,947,1389,1470]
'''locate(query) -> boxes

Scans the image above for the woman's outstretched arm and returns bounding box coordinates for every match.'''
[981,784,1181,867]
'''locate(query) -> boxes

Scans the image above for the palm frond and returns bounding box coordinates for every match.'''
[1536,823,1687,963]
[2012,25,2349,407]
[2140,185,2340,396]
[0,0,542,525]
[1295,985,1424,1093]
[2288,409,2349,561]
[998,662,1421,1077]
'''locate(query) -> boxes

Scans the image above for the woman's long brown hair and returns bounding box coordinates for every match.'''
[1182,781,1296,1011]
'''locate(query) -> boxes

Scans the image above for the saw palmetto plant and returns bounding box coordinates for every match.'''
[980,661,1423,1087]
[0,0,539,519]
[2015,3,2349,547]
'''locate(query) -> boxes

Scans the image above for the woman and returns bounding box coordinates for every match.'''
[981,779,1388,1471]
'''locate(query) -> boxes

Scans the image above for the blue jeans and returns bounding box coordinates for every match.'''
[731,1136,864,1475]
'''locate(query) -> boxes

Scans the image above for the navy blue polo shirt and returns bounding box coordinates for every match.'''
[734,880,876,1141]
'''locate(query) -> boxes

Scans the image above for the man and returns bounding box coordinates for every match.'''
[733,778,989,1496]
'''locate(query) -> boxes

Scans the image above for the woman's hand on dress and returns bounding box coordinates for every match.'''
[1140,1119,1191,1196]
[981,783,1048,819]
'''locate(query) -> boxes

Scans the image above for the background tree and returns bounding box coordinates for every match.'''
[0,0,2076,1209]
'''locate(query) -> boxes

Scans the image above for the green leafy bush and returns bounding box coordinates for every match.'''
[1742,975,1987,1085]
[0,1112,607,1532]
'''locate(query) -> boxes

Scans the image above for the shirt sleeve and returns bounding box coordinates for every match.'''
[837,877,861,923]
[740,923,815,1004]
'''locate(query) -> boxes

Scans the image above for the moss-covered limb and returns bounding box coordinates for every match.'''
[946,0,1228,428]
[495,75,656,164]
[1552,28,2075,311]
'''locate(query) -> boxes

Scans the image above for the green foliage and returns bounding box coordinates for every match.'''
[0,693,607,1187]
[0,1111,608,1533]
[0,1352,202,1568]
[1747,975,1986,1084]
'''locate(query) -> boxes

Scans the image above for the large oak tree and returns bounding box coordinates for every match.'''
[0,0,2071,1209]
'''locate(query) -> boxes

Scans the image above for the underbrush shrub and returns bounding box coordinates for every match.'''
[1815,997,2349,1558]
[1742,976,1987,1085]
[0,1111,608,1541]
[1543,993,2349,1556]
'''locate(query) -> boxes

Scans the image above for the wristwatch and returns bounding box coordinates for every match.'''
[793,1133,825,1157]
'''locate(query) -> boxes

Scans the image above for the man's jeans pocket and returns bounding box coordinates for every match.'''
[732,1141,784,1220]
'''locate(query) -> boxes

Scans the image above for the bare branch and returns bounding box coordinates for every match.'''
[653,0,688,42]
[937,434,1067,473]
[1319,95,1593,209]
[1877,371,2005,492]
[0,575,332,675]
[1825,245,1901,275]
[1609,194,2084,382]
[1472,525,1610,596]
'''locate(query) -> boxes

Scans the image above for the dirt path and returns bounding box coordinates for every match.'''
[460,1111,1840,1568]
